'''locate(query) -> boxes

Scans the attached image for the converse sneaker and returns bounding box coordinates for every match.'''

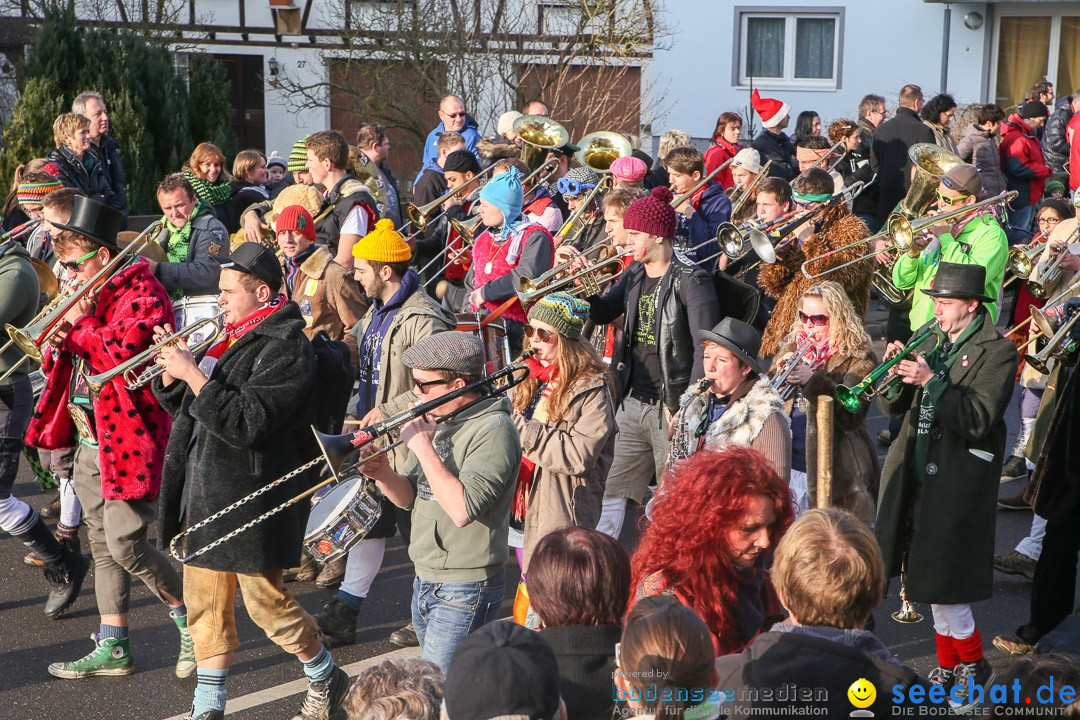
[927,665,954,688]
[315,596,360,648]
[48,634,135,678]
[993,550,1037,580]
[291,665,349,720]
[173,612,196,679]
[43,547,90,620]
[949,658,995,713]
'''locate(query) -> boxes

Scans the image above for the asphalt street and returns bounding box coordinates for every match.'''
[0,301,1063,720]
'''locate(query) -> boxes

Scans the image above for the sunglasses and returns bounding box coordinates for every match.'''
[442,111,465,119]
[58,248,100,272]
[413,377,450,393]
[798,311,829,326]
[936,189,969,207]
[556,177,596,196]
[524,325,555,342]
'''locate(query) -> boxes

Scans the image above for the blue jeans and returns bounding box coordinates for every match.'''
[411,575,505,671]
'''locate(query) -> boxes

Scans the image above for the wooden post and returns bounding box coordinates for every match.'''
[816,395,834,509]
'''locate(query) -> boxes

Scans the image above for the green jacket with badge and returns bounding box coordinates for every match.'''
[892,213,1008,331]
[875,311,1017,604]
[0,244,40,385]
[403,394,521,584]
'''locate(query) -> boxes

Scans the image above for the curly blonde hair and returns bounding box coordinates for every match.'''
[780,280,871,358]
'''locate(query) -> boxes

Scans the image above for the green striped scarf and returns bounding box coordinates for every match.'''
[183,169,231,207]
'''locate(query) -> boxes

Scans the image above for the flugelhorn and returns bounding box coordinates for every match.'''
[770,340,819,401]
[835,321,941,413]
[169,359,531,563]
[1024,304,1080,374]
[405,164,496,233]
[3,221,163,367]
[81,315,224,395]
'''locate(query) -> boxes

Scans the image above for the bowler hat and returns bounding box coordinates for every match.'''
[51,196,122,252]
[698,317,763,373]
[921,262,994,303]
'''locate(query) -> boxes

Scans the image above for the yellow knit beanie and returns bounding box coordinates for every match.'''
[352,218,412,262]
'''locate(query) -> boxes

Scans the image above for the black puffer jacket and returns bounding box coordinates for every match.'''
[751,130,799,181]
[1042,96,1074,173]
[90,134,128,224]
[588,253,721,413]
[153,302,318,572]
[45,146,118,211]
[870,107,935,227]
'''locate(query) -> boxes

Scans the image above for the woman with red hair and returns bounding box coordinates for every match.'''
[630,446,794,655]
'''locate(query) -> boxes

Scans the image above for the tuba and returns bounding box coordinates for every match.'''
[899,144,964,219]
[514,115,569,173]
[575,131,632,173]
[348,146,390,217]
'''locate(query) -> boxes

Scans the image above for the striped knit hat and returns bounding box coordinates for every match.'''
[352,218,412,262]
[287,136,310,173]
[17,176,63,206]
[527,291,590,340]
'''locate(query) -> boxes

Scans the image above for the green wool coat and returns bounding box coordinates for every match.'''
[875,312,1017,605]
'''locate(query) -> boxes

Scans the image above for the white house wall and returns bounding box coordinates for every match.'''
[650,0,991,144]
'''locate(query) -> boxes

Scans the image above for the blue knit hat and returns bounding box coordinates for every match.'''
[480,166,524,231]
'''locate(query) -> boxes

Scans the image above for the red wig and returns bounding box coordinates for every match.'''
[630,446,794,653]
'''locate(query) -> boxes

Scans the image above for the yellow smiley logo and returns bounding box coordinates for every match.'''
[848,678,876,709]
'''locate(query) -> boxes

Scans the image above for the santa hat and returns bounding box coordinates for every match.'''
[752,89,790,129]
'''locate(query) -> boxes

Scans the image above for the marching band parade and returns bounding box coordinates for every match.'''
[3,75,1080,720]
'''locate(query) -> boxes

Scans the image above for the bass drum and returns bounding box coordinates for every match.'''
[302,474,383,563]
[174,295,221,345]
[455,313,511,377]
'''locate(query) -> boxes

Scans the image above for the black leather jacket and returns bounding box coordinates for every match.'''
[1042,96,1074,173]
[588,253,721,412]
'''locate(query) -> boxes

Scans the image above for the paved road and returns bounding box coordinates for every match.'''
[0,302,1061,719]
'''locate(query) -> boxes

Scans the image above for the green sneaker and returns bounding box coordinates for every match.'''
[173,612,196,679]
[48,634,134,678]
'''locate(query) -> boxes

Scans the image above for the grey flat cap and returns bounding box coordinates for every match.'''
[402,331,485,375]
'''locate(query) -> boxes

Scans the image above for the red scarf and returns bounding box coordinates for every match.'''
[514,360,560,522]
[795,330,832,368]
[206,293,287,359]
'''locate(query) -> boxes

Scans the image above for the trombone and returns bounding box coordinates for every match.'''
[417,216,486,288]
[1,222,163,382]
[670,157,737,209]
[835,321,940,413]
[1028,239,1078,298]
[730,160,773,218]
[716,210,800,262]
[169,359,531,563]
[1005,277,1080,340]
[81,315,224,395]
[801,190,1017,281]
[808,140,846,170]
[554,175,612,246]
[404,164,497,234]
[1024,304,1080,374]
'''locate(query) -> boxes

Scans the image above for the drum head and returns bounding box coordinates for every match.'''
[305,477,363,535]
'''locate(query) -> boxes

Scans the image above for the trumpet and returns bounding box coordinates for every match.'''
[729,160,773,218]
[81,315,224,395]
[515,245,624,304]
[170,359,531,563]
[770,340,819,401]
[404,164,497,233]
[670,157,737,209]
[1024,304,1080,374]
[835,321,941,413]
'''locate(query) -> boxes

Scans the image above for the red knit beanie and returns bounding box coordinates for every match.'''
[275,204,317,242]
[623,186,677,239]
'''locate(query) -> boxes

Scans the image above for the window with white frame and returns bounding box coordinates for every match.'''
[734,8,842,90]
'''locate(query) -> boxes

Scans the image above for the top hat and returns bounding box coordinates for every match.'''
[51,196,123,252]
[698,317,763,373]
[921,261,994,303]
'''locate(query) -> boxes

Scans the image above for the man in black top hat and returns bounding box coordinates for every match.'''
[152,241,348,720]
[25,196,192,681]
[875,262,1017,712]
